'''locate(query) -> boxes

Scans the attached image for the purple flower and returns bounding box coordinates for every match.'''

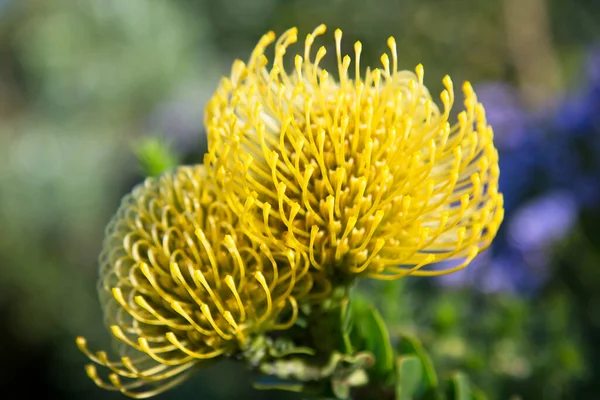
[586,46,600,87]
[475,82,530,150]
[435,47,600,295]
[508,191,578,253]
[479,255,526,294]
[553,46,600,134]
[437,191,578,294]
[435,250,492,290]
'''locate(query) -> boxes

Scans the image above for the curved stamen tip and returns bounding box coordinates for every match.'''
[76,336,87,349]
[387,36,397,49]
[443,74,453,88]
[108,373,121,387]
[110,325,125,338]
[165,332,178,343]
[315,24,327,35]
[111,287,125,303]
[84,364,98,378]
[415,63,424,78]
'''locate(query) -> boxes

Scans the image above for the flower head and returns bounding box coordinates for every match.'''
[205,26,504,280]
[77,165,319,398]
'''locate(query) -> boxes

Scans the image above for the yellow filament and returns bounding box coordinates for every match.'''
[165,333,227,359]
[169,301,214,336]
[137,337,194,366]
[270,296,299,331]
[200,303,233,341]
[253,271,272,324]
[223,275,247,322]
[194,229,221,289]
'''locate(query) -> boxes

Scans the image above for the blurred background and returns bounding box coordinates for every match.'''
[1,0,599,398]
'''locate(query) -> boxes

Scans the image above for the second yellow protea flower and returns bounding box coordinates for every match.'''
[77,165,318,398]
[205,25,504,280]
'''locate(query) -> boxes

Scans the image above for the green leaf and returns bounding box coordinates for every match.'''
[471,387,489,400]
[398,335,439,390]
[133,137,179,177]
[351,295,394,381]
[340,298,354,354]
[396,355,423,400]
[252,377,306,393]
[307,292,351,354]
[448,372,470,400]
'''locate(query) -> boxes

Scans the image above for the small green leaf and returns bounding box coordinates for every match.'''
[448,372,470,400]
[398,335,439,389]
[331,352,373,399]
[351,295,394,381]
[396,355,423,400]
[267,337,316,358]
[134,137,179,177]
[331,378,350,399]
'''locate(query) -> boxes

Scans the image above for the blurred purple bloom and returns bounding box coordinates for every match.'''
[448,191,579,294]
[481,248,555,294]
[586,46,600,87]
[508,191,578,252]
[570,174,600,208]
[553,47,600,134]
[554,90,600,134]
[475,82,530,150]
[435,250,492,290]
[479,255,525,294]
[437,46,600,295]
[474,82,546,213]
[436,248,550,294]
[497,136,544,213]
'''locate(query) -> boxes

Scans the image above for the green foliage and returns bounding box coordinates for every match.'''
[395,356,423,400]
[398,336,439,391]
[448,373,471,400]
[248,289,494,400]
[15,0,209,117]
[350,295,395,383]
[367,280,587,399]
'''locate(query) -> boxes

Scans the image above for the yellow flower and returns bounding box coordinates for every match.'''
[205,25,504,280]
[77,165,319,398]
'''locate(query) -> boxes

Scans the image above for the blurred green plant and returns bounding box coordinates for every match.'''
[15,0,211,117]
[366,278,586,400]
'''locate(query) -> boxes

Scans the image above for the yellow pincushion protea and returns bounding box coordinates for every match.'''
[77,165,318,398]
[205,25,504,280]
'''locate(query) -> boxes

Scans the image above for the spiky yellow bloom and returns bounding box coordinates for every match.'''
[205,25,504,280]
[77,165,321,398]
